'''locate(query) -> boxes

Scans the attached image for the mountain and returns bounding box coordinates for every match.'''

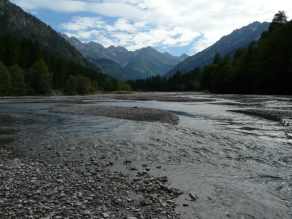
[0,0,101,72]
[163,52,189,62]
[60,33,189,79]
[60,33,135,81]
[164,21,270,78]
[124,46,186,79]
[60,33,136,67]
[86,57,135,82]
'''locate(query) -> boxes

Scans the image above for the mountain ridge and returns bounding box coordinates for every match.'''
[164,21,270,78]
[60,33,189,79]
[60,33,188,67]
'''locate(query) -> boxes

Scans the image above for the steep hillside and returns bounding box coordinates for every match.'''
[0,0,100,72]
[86,57,135,81]
[164,21,269,78]
[124,47,181,79]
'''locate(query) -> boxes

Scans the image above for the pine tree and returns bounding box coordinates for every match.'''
[30,60,52,94]
[0,62,11,96]
[213,53,222,65]
[3,34,19,67]
[0,36,5,62]
[64,75,78,95]
[268,11,288,33]
[9,64,27,95]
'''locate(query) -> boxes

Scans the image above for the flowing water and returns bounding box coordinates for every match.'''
[0,94,292,218]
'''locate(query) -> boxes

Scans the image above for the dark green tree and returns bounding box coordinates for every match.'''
[200,65,217,91]
[76,75,91,95]
[8,64,27,95]
[248,41,258,54]
[91,80,99,92]
[233,48,246,60]
[0,62,11,96]
[222,53,232,64]
[213,53,222,65]
[268,11,288,33]
[3,34,19,67]
[272,10,288,23]
[104,78,113,91]
[64,75,78,95]
[0,37,5,62]
[30,60,52,94]
[111,78,119,91]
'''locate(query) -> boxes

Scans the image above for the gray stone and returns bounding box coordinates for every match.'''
[140,199,152,206]
[115,199,122,203]
[83,210,91,215]
[102,213,110,218]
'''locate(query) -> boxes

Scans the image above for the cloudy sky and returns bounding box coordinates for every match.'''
[10,0,291,56]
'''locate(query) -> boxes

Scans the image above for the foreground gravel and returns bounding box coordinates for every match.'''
[0,147,185,219]
[51,106,179,125]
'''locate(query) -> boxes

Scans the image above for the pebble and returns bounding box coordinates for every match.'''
[83,210,91,215]
[0,147,183,219]
[102,213,110,218]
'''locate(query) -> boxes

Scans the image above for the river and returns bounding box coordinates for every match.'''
[0,93,291,218]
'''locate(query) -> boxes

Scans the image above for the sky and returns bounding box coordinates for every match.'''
[10,0,292,56]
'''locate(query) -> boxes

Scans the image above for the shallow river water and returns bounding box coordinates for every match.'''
[0,93,292,219]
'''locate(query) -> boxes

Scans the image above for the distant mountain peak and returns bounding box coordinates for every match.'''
[107,45,115,49]
[180,53,189,59]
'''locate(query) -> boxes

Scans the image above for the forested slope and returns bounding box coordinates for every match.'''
[164,21,269,78]
[201,12,292,94]
[0,0,99,71]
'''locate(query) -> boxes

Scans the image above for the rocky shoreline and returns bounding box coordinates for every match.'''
[112,92,214,103]
[231,109,292,125]
[51,106,179,125]
[0,147,184,219]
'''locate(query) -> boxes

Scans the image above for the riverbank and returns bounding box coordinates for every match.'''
[0,147,183,219]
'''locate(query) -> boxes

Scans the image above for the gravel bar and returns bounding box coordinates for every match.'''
[0,148,184,219]
[113,93,215,102]
[51,106,179,125]
[230,109,292,125]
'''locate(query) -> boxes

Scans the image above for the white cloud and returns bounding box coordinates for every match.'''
[10,0,292,54]
[60,16,201,51]
[59,17,104,31]
[11,0,151,20]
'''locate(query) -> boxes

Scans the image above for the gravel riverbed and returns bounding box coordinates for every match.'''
[0,147,184,219]
[2,92,292,218]
[51,106,179,125]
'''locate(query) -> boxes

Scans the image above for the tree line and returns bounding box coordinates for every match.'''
[200,11,291,94]
[128,11,292,95]
[127,67,202,91]
[0,34,131,96]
